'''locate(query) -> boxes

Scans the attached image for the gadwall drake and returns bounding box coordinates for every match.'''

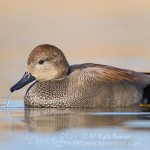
[10,44,150,108]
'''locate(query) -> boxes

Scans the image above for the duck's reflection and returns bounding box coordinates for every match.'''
[0,107,150,133]
[23,107,150,132]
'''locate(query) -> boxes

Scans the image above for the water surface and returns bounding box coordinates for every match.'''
[0,100,150,150]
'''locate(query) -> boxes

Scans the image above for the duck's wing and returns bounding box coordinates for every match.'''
[69,63,150,87]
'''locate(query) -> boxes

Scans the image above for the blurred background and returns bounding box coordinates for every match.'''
[1,0,150,99]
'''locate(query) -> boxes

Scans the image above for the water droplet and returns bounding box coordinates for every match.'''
[6,92,12,108]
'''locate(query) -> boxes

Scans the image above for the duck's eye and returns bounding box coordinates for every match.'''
[38,60,44,65]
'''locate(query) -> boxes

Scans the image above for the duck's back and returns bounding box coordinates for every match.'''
[24,63,150,108]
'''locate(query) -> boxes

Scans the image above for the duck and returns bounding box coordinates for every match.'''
[10,44,150,108]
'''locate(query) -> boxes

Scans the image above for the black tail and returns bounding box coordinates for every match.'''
[141,72,150,75]
[143,84,150,104]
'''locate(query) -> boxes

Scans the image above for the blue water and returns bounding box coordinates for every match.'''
[0,100,150,150]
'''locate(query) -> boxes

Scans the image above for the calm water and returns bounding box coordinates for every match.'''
[0,100,150,150]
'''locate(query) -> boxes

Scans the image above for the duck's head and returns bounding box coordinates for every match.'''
[10,44,69,92]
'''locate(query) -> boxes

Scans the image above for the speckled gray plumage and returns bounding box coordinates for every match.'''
[24,63,149,108]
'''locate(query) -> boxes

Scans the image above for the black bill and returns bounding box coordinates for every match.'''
[10,72,35,92]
